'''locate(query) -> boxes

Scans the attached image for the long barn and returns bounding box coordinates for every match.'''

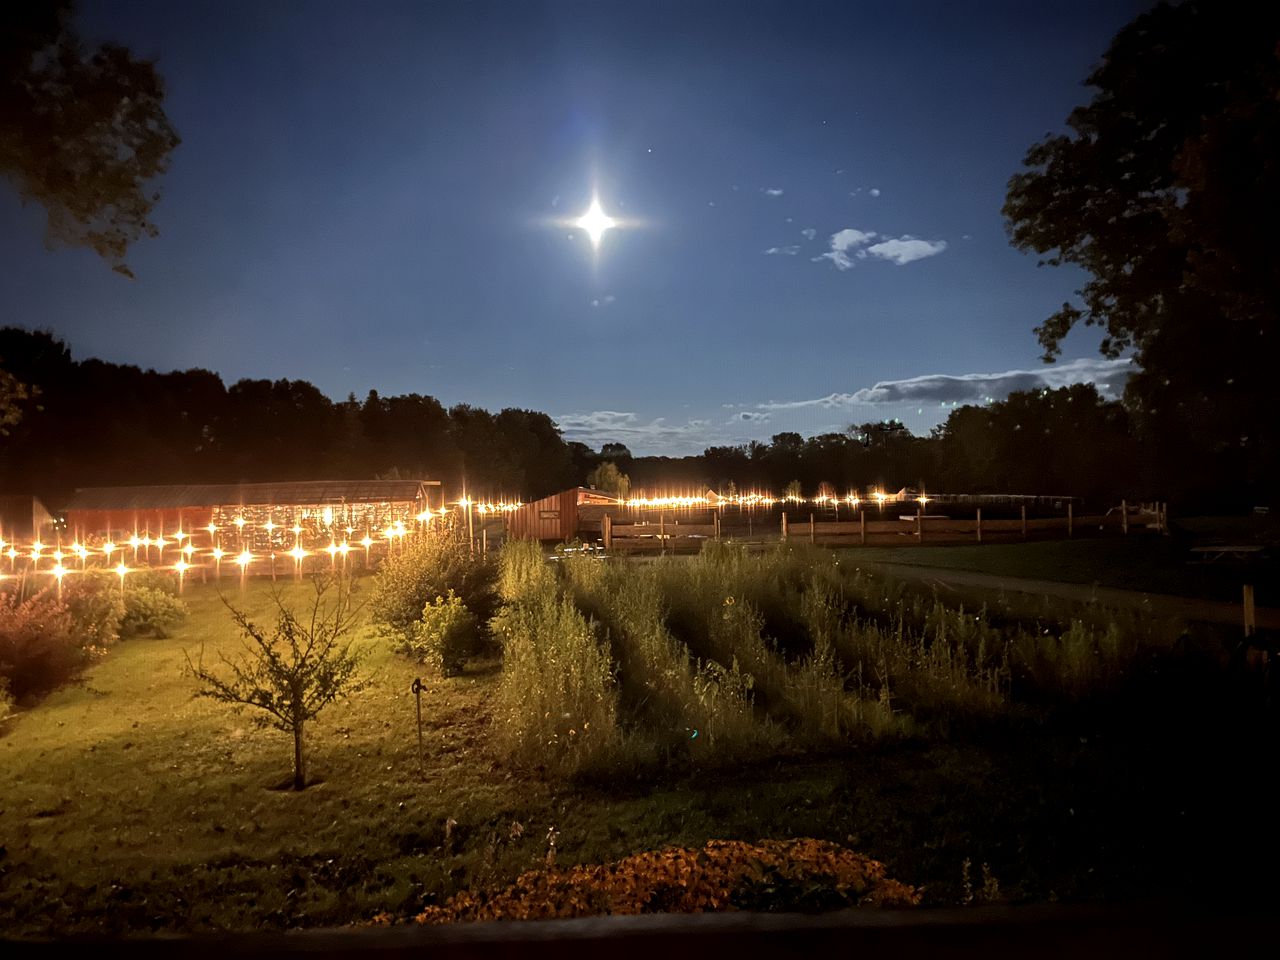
[61,479,442,549]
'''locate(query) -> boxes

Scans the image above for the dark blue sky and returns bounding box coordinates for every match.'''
[0,0,1144,454]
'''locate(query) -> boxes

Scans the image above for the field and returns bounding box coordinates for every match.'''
[1,545,1278,936]
[836,528,1278,607]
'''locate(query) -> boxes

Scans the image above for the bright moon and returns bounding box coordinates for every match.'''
[574,196,617,247]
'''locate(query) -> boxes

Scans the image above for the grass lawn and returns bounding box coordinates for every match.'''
[836,527,1278,607]
[2,577,1277,936]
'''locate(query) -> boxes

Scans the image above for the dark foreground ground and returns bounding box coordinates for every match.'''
[3,563,1279,939]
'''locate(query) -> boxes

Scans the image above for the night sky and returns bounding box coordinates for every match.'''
[0,0,1143,455]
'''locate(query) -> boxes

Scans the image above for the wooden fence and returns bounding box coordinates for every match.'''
[598,501,1166,551]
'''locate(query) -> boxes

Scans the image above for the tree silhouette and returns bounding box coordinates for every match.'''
[1004,1,1279,497]
[2,0,180,277]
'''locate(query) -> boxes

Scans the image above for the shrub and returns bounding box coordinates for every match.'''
[122,585,187,638]
[0,676,13,720]
[61,570,125,649]
[404,590,478,676]
[370,531,495,640]
[0,588,84,701]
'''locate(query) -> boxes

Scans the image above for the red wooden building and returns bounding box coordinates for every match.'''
[505,487,619,541]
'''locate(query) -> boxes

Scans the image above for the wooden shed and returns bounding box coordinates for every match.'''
[506,487,619,542]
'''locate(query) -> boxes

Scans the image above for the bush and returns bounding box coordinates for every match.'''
[122,585,187,638]
[0,676,12,720]
[370,531,495,640]
[0,588,84,701]
[61,571,125,649]
[403,590,478,676]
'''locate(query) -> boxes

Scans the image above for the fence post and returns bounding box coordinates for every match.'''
[602,514,612,551]
[809,513,815,543]
[976,507,982,543]
[1067,502,1073,539]
[714,511,721,541]
[917,503,924,544]
[659,513,666,555]
[1121,499,1129,536]
[860,509,866,545]
[1244,584,1256,638]
[1020,504,1027,541]
[781,512,788,541]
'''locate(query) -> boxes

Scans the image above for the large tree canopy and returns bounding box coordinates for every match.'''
[1004,1,1279,494]
[1,0,180,277]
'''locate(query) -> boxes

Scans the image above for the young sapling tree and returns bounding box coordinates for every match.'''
[188,578,364,790]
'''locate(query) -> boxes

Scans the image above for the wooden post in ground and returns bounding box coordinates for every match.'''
[1067,502,1074,538]
[1020,504,1028,541]
[714,511,721,541]
[1121,499,1129,535]
[917,501,924,544]
[1244,584,1256,638]
[659,513,666,555]
[781,512,788,541]
[481,527,487,556]
[809,513,815,543]
[976,507,982,543]
[860,510,866,545]
[602,514,612,551]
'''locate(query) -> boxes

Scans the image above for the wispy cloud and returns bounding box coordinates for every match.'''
[589,294,616,308]
[732,411,770,423]
[813,228,876,270]
[800,227,817,240]
[758,358,1134,411]
[864,236,947,265]
[762,187,784,197]
[869,187,881,197]
[555,410,712,449]
[764,245,800,256]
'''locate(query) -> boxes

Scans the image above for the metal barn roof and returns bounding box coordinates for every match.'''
[62,480,437,512]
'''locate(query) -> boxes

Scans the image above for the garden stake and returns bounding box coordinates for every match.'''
[411,677,425,772]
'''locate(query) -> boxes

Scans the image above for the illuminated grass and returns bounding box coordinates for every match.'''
[1,569,1275,935]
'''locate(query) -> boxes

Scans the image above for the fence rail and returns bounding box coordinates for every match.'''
[598,505,1164,551]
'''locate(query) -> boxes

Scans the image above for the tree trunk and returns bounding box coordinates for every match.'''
[293,721,306,790]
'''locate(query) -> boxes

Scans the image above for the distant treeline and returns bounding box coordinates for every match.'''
[0,327,1211,511]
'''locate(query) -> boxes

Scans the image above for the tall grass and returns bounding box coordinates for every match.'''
[489,538,1159,777]
[562,556,773,761]
[490,542,620,776]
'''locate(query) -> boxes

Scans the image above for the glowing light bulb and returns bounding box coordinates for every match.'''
[287,546,308,562]
[235,550,252,568]
[174,560,190,574]
[233,517,246,528]
[115,563,129,578]
[211,547,225,561]
[103,541,116,556]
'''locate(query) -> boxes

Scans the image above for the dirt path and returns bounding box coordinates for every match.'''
[867,561,1280,630]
